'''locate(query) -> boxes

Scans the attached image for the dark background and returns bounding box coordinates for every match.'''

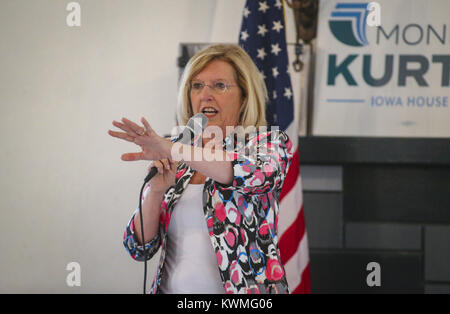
[300,136,450,293]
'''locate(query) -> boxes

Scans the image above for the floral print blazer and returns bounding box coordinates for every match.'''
[123,129,293,294]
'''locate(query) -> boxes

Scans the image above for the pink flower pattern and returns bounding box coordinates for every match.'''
[123,130,293,294]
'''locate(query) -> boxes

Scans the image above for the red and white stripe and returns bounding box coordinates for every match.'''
[277,102,311,294]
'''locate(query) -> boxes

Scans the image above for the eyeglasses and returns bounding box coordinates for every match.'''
[190,80,236,94]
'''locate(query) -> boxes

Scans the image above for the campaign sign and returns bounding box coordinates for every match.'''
[313,0,450,137]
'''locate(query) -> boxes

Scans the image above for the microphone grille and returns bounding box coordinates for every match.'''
[190,113,209,130]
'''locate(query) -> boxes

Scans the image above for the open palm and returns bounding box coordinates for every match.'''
[108,117,171,161]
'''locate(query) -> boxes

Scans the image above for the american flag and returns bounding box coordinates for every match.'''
[239,0,311,293]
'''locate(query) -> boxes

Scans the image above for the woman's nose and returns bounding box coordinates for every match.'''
[199,86,214,101]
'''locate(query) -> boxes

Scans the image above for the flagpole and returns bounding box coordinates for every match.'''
[284,0,318,135]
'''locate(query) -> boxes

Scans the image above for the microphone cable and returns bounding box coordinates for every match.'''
[135,113,207,294]
[138,167,157,294]
[138,179,148,294]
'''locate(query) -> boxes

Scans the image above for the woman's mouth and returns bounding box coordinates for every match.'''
[201,107,219,118]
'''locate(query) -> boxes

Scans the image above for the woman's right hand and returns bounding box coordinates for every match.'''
[146,158,178,194]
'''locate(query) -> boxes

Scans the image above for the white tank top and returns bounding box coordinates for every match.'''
[160,183,224,294]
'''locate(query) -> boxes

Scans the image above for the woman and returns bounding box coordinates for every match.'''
[108,44,293,294]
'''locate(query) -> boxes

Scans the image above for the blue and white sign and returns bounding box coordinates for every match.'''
[313,0,450,137]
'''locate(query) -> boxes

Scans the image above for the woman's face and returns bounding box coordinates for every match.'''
[190,60,243,140]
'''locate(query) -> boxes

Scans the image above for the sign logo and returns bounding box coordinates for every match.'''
[329,3,370,46]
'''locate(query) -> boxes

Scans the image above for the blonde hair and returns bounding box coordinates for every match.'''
[177,44,267,128]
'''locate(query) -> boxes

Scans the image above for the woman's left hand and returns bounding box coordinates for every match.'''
[108,117,171,161]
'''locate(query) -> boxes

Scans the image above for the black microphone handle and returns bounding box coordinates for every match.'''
[144,166,158,183]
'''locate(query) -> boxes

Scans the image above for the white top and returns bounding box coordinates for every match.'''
[160,183,224,294]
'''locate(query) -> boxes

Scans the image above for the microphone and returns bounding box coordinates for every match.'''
[144,113,208,183]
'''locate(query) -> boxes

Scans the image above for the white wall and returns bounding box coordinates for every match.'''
[0,0,242,293]
[0,0,302,293]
